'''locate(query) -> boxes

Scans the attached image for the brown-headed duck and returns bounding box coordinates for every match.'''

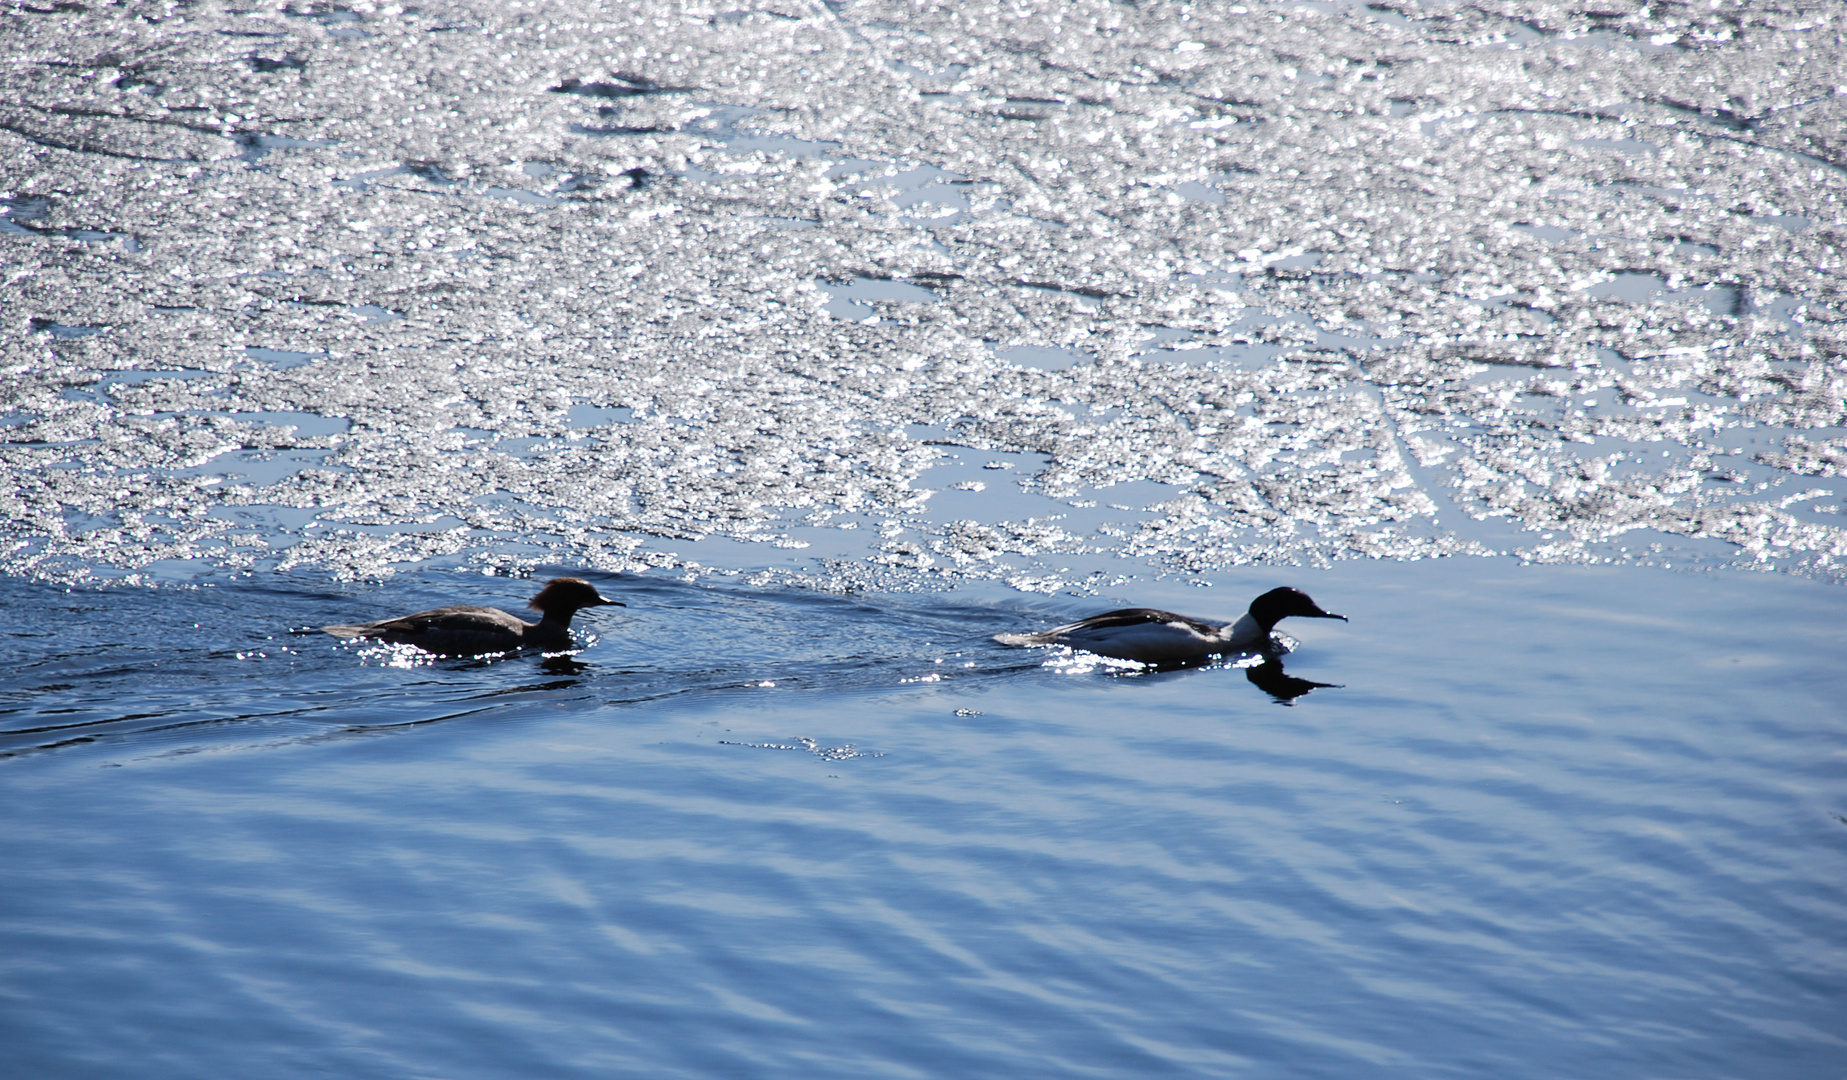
[323,577,622,655]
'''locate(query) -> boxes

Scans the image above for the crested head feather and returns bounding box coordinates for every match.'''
[528,577,621,614]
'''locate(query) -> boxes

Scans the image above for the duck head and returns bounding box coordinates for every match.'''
[1248,587,1345,632]
[528,577,624,617]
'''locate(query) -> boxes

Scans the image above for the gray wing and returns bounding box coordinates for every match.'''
[996,607,1225,647]
[324,605,525,639]
[1047,608,1223,636]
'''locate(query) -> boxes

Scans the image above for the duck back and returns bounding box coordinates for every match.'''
[324,604,534,654]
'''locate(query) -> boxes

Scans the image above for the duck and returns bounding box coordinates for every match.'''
[994,586,1345,665]
[323,577,623,655]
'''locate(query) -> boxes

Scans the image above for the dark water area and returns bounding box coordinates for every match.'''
[3,559,1843,1078]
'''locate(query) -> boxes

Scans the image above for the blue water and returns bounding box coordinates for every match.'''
[3,559,1843,1078]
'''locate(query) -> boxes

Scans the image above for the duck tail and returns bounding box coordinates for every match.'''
[994,631,1054,647]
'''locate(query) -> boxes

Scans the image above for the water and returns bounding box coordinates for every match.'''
[3,559,1843,1078]
[5,0,1847,1074]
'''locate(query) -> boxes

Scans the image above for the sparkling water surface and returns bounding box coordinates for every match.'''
[3,559,1843,1078]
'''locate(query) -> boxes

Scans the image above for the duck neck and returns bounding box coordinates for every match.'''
[1225,611,1266,646]
[528,608,577,647]
[1247,598,1290,634]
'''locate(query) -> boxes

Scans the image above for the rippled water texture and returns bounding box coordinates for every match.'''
[4,1,1847,1076]
[3,561,1845,1078]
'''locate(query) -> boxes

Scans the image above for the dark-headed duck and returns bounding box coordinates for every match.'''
[323,577,622,655]
[995,586,1345,665]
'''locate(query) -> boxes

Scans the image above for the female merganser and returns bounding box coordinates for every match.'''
[994,587,1345,665]
[322,577,622,655]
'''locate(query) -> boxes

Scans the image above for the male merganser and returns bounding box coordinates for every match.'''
[322,577,622,655]
[994,586,1345,665]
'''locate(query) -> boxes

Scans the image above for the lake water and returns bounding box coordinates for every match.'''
[4,558,1843,1078]
[6,0,1847,1074]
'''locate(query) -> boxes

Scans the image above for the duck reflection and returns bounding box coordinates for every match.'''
[1241,652,1340,705]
